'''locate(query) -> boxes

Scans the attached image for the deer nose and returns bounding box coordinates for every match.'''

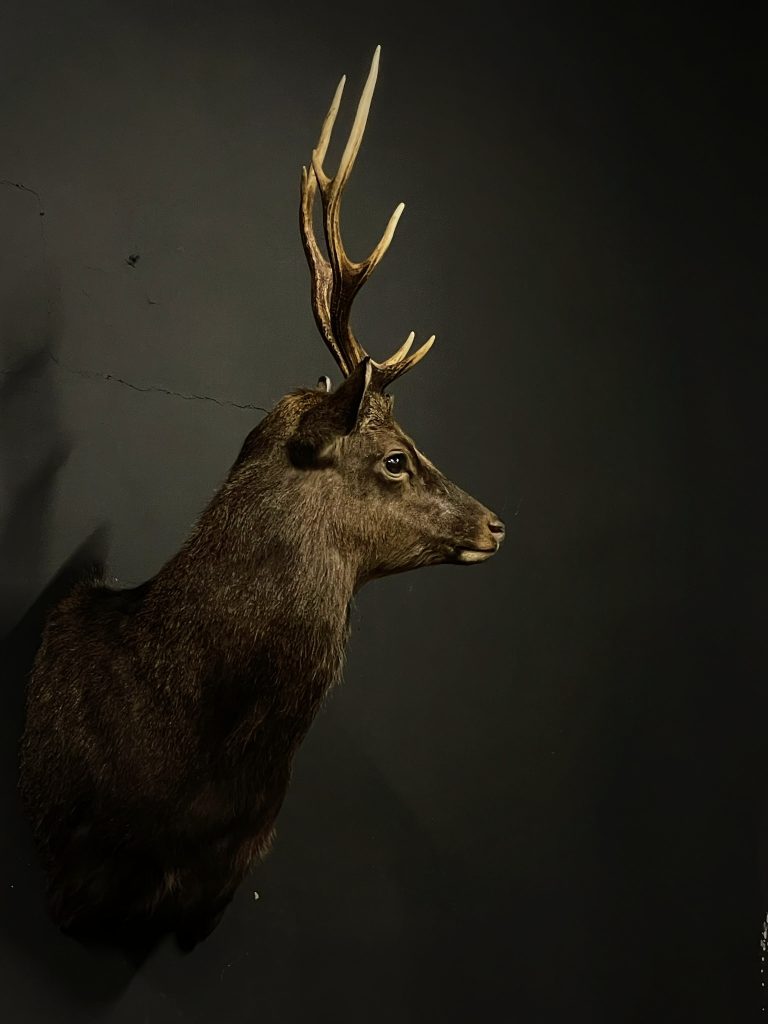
[488,518,506,543]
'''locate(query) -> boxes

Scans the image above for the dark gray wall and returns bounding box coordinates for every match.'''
[0,2,763,1022]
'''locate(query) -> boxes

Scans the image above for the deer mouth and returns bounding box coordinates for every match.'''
[455,545,498,565]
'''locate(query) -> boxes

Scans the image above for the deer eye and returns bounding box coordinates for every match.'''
[383,452,408,477]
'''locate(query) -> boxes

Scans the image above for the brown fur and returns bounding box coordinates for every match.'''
[18,362,503,947]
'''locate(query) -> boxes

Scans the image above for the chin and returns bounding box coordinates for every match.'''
[453,546,498,565]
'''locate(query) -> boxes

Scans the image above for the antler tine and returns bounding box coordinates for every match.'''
[299,46,436,387]
[300,77,350,373]
[316,76,345,169]
[372,334,437,390]
[333,45,379,195]
[383,331,415,365]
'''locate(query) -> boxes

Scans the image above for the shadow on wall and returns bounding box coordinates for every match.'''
[0,321,140,1004]
[153,713,506,1024]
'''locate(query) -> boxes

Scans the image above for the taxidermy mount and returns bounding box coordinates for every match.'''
[18,46,505,949]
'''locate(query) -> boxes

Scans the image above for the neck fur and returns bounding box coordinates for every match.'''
[146,477,357,717]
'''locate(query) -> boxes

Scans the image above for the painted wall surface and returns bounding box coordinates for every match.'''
[0,3,762,1021]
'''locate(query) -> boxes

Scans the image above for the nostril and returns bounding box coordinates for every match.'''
[488,520,505,536]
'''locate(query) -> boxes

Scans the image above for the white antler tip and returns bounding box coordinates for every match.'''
[411,335,436,362]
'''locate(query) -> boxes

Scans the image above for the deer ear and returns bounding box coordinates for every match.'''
[328,357,374,434]
[288,359,373,467]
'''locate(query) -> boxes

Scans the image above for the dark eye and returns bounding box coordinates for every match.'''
[383,452,408,476]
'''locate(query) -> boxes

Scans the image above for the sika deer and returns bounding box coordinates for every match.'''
[18,47,504,948]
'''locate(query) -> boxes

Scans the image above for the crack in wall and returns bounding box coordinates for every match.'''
[1,177,47,282]
[0,178,45,216]
[1,349,268,413]
[48,350,269,412]
[2,173,54,339]
[2,177,267,415]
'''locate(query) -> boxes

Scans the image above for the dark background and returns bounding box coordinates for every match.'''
[0,2,763,1021]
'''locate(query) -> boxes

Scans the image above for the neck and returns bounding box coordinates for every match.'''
[146,483,358,716]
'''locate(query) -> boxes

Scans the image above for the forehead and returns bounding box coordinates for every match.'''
[362,391,396,427]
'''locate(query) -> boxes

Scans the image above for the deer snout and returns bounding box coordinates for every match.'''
[453,512,506,565]
[488,518,505,544]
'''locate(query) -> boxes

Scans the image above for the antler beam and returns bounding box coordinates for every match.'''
[299,45,435,389]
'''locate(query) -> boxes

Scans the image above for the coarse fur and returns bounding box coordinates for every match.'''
[18,365,504,947]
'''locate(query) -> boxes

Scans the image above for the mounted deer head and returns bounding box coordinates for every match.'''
[18,47,505,952]
[286,44,505,574]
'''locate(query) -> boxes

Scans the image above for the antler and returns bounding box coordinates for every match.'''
[300,45,435,390]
